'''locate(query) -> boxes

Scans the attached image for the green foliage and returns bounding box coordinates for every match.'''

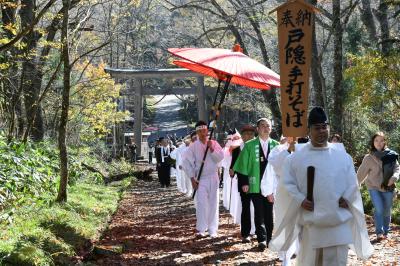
[0,135,59,210]
[0,180,130,265]
[345,51,400,118]
[344,50,400,157]
[0,133,128,212]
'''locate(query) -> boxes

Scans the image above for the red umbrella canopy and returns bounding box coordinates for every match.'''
[143,126,158,131]
[168,45,280,90]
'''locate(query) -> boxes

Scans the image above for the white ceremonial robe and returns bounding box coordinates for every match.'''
[230,175,240,222]
[183,140,224,235]
[221,147,232,210]
[269,143,373,266]
[171,143,188,193]
[262,143,302,266]
[181,145,193,197]
[170,146,182,192]
[170,145,177,178]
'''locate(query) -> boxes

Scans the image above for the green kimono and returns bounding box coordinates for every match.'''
[233,137,279,193]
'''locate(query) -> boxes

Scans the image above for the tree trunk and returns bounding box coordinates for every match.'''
[360,0,377,44]
[56,0,71,203]
[22,0,81,142]
[309,0,325,108]
[236,2,282,136]
[1,3,23,140]
[376,0,391,56]
[251,23,282,137]
[20,0,44,141]
[332,0,344,135]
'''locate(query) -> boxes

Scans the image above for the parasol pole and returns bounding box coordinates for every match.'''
[208,79,222,122]
[192,75,232,199]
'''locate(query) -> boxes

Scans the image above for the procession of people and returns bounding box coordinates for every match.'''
[144,105,399,266]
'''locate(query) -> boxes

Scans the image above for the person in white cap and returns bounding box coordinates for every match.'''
[269,107,373,266]
[183,120,224,238]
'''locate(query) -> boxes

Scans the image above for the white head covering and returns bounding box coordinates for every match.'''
[225,129,242,148]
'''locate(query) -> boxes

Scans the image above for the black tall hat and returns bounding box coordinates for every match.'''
[308,107,328,126]
[227,128,237,136]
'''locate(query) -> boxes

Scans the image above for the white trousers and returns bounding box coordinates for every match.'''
[222,169,231,209]
[176,168,183,192]
[279,238,299,266]
[297,227,348,266]
[184,174,193,197]
[195,176,219,235]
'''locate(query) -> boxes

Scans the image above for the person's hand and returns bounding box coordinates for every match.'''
[229,169,234,177]
[207,140,214,152]
[242,185,249,193]
[267,194,274,203]
[191,178,199,190]
[301,198,314,211]
[388,177,395,186]
[339,197,349,209]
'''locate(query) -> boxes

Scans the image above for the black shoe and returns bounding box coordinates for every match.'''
[242,236,251,243]
[258,241,267,251]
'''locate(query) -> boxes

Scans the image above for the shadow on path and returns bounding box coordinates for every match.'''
[86,169,400,266]
[86,172,282,265]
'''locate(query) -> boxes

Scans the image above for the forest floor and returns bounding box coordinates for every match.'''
[85,169,400,266]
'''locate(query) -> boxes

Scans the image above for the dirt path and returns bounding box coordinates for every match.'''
[87,173,400,265]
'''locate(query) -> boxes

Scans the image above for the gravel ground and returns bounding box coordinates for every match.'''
[87,173,400,266]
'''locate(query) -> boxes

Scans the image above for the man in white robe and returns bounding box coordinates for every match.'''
[262,137,308,266]
[222,133,233,209]
[228,131,243,221]
[183,120,224,238]
[179,138,192,195]
[171,139,190,193]
[170,141,183,192]
[222,129,242,214]
[269,107,373,266]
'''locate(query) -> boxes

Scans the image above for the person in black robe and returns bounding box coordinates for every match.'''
[155,137,172,188]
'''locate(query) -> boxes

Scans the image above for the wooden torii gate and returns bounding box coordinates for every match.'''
[105,67,207,156]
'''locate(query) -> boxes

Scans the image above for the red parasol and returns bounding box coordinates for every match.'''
[168,45,280,89]
[143,126,159,132]
[168,44,280,198]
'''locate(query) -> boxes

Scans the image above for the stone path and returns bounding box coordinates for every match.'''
[148,95,189,143]
[87,173,400,265]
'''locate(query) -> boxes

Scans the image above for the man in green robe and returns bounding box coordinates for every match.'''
[234,118,279,250]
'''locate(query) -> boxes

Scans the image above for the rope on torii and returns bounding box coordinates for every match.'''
[146,93,168,106]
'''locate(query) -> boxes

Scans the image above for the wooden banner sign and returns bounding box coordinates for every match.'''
[272,0,317,137]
